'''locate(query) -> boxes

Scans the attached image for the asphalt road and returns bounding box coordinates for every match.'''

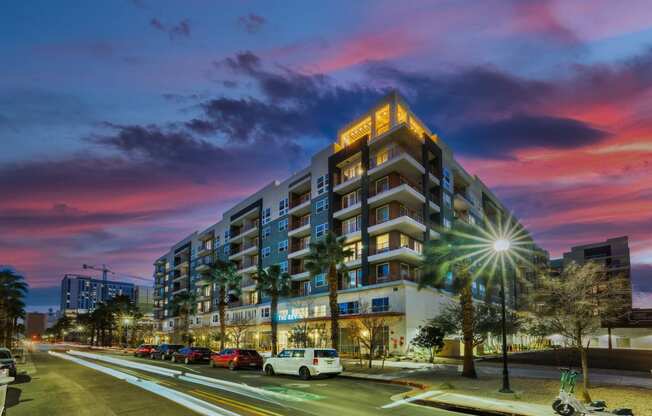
[9,345,461,416]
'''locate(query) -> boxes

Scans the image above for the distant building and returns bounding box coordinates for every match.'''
[25,312,48,339]
[135,285,154,314]
[60,274,135,315]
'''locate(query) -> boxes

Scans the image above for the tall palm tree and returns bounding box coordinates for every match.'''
[0,269,28,348]
[199,260,242,350]
[171,291,197,345]
[305,232,352,350]
[419,221,486,378]
[253,265,291,356]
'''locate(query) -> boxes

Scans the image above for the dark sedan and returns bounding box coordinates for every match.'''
[171,347,213,364]
[150,344,184,360]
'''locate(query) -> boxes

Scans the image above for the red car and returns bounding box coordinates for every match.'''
[170,347,212,364]
[134,344,157,358]
[210,349,263,370]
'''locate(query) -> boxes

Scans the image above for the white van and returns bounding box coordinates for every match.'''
[263,348,342,380]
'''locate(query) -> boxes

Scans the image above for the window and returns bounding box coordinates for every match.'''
[278,218,288,231]
[376,263,390,281]
[342,215,361,234]
[278,240,288,252]
[317,174,329,195]
[342,189,360,208]
[339,301,359,315]
[279,198,289,216]
[414,240,423,254]
[400,263,410,279]
[212,314,219,323]
[342,162,362,181]
[376,205,390,223]
[344,241,362,262]
[223,244,230,255]
[444,194,452,209]
[224,230,230,241]
[262,207,271,225]
[443,168,453,192]
[262,226,271,239]
[376,177,389,194]
[443,218,452,229]
[278,260,288,273]
[302,281,311,296]
[313,304,326,317]
[376,234,389,253]
[315,223,328,238]
[314,273,326,287]
[372,297,389,312]
[345,269,362,288]
[261,307,270,318]
[316,198,328,213]
[400,234,410,248]
[262,247,271,258]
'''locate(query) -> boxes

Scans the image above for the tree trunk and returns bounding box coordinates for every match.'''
[460,286,477,378]
[607,327,612,352]
[271,295,279,356]
[579,341,591,402]
[219,285,227,350]
[327,263,339,350]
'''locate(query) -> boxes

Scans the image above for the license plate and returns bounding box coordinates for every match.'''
[249,363,257,366]
[326,360,333,364]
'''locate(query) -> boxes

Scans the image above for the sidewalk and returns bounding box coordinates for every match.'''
[413,391,555,416]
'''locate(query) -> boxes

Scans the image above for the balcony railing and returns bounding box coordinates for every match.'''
[291,193,310,208]
[291,239,310,252]
[373,206,424,226]
[372,239,423,255]
[290,216,310,230]
[368,175,421,198]
[370,147,419,169]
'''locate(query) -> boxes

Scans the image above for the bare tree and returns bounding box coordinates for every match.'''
[227,313,253,348]
[533,262,630,402]
[347,301,390,368]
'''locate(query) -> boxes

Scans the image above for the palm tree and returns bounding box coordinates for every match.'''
[171,291,197,345]
[305,232,353,350]
[199,260,242,350]
[253,265,291,356]
[0,269,28,348]
[419,221,486,378]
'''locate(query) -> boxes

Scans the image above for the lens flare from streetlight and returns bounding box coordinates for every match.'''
[493,239,511,253]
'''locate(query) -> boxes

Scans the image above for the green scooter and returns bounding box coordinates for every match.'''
[552,368,633,416]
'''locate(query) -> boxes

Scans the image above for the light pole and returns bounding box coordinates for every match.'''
[493,238,513,394]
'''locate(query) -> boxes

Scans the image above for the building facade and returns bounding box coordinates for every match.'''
[60,274,135,315]
[25,312,48,340]
[153,92,539,355]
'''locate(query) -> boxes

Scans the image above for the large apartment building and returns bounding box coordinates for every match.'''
[60,274,135,315]
[153,92,540,355]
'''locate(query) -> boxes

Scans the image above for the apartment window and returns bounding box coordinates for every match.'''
[414,240,423,254]
[278,218,288,231]
[342,162,362,181]
[372,297,389,312]
[443,168,453,192]
[279,198,289,216]
[261,307,270,318]
[344,241,362,262]
[223,244,230,255]
[400,234,410,248]
[302,281,311,296]
[317,174,329,195]
[314,273,326,287]
[376,263,390,281]
[346,269,362,288]
[315,223,328,238]
[400,263,410,279]
[376,234,389,253]
[339,301,359,315]
[278,240,288,252]
[262,247,271,258]
[262,226,271,239]
[342,215,361,234]
[313,304,326,317]
[212,314,219,323]
[279,260,288,273]
[376,177,389,194]
[444,194,452,209]
[443,218,452,229]
[316,198,328,213]
[342,189,360,208]
[376,205,390,223]
[224,230,230,241]
[262,207,271,225]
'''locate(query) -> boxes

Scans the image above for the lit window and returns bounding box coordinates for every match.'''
[342,162,363,182]
[340,117,371,147]
[376,234,389,253]
[342,215,360,234]
[397,104,407,124]
[375,104,390,136]
[409,116,425,138]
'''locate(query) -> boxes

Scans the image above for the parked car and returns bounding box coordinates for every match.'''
[263,348,342,380]
[170,347,212,364]
[210,348,263,370]
[150,344,184,360]
[134,344,158,358]
[0,348,17,377]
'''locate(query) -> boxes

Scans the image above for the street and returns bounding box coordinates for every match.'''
[6,345,460,416]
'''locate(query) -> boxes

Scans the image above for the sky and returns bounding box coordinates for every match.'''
[1,0,651,311]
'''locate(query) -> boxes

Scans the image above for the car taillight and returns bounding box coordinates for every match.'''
[313,358,319,365]
[233,356,239,362]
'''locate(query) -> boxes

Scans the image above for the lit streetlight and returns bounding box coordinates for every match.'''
[493,238,513,394]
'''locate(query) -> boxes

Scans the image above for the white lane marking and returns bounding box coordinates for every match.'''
[381,390,441,409]
[49,351,240,416]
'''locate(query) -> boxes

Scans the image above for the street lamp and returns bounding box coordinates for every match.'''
[493,238,513,394]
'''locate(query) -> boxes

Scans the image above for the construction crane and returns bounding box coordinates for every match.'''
[82,264,152,283]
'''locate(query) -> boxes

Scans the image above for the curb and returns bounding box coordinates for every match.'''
[338,373,428,390]
[413,399,539,416]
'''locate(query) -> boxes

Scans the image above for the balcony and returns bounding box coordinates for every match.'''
[333,172,362,194]
[454,192,473,211]
[333,200,361,220]
[290,263,309,280]
[229,242,258,260]
[237,259,258,275]
[172,271,188,281]
[231,221,259,241]
[428,171,441,186]
[174,260,189,271]
[195,262,211,273]
[241,277,257,291]
[368,241,423,264]
[368,208,425,238]
[368,179,425,208]
[369,147,424,179]
[288,216,311,238]
[288,193,311,216]
[288,239,311,259]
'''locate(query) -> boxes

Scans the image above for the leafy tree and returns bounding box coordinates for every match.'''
[411,324,446,363]
[419,221,486,378]
[199,260,241,350]
[0,268,28,348]
[253,265,291,356]
[171,291,197,344]
[533,262,630,402]
[305,232,353,350]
